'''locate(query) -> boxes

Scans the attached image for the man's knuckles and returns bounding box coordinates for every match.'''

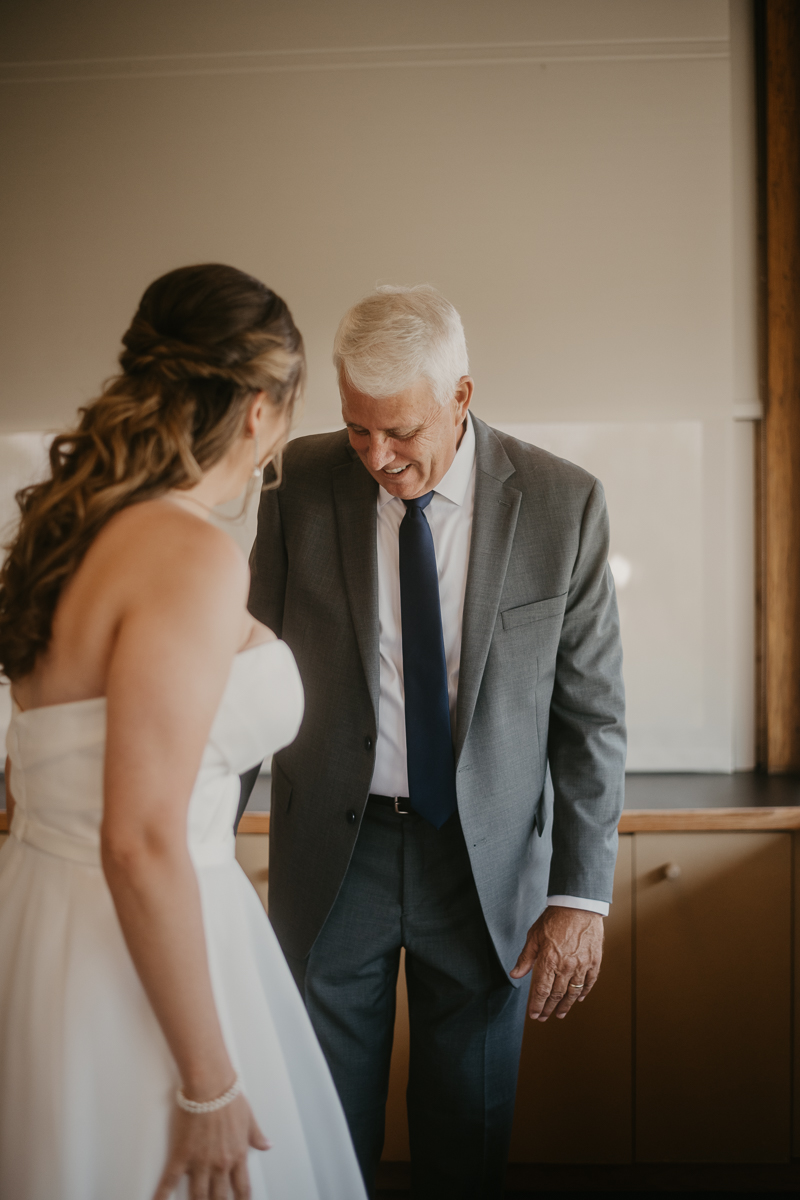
[531,981,553,999]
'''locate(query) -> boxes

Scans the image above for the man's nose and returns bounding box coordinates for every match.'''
[366,438,394,471]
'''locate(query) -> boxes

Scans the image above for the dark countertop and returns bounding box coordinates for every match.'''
[243,774,800,815]
[3,772,800,819]
[623,773,800,809]
[239,772,800,815]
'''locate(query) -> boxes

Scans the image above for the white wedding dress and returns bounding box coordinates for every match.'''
[0,640,366,1200]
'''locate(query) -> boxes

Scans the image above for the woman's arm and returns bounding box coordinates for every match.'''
[99,513,267,1198]
[4,756,14,828]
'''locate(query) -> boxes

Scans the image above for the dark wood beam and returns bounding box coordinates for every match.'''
[763,0,800,770]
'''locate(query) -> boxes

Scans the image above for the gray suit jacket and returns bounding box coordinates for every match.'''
[248,415,626,974]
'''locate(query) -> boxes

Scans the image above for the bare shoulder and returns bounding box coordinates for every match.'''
[95,500,248,602]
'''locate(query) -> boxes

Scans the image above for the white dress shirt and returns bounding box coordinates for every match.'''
[369,413,609,917]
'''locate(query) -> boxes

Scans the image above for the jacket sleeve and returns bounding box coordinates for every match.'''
[248,474,288,637]
[546,478,626,904]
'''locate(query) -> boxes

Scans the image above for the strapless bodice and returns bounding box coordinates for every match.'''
[5,640,303,869]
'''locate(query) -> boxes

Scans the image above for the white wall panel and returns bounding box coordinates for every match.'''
[497,421,735,771]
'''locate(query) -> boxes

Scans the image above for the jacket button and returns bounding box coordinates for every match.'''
[346,809,357,825]
[364,735,373,751]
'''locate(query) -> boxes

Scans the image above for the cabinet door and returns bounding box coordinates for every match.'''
[235,833,270,912]
[795,833,800,1158]
[508,834,633,1163]
[635,831,791,1162]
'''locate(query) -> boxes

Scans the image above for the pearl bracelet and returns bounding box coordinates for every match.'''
[176,1075,242,1114]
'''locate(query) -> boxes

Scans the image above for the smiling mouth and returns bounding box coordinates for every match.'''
[384,464,410,475]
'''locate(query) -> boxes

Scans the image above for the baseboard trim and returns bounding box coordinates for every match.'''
[377,1160,800,1193]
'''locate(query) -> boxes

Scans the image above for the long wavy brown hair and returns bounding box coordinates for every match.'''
[0,263,305,682]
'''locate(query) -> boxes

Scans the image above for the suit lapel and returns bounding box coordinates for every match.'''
[455,419,521,761]
[332,455,381,722]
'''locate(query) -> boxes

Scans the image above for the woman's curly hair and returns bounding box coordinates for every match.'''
[0,263,305,681]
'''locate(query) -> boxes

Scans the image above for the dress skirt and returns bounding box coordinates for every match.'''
[0,833,365,1200]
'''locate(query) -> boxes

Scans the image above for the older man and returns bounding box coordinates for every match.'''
[247,285,626,1198]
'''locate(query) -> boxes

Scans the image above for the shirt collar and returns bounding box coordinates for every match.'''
[377,411,476,510]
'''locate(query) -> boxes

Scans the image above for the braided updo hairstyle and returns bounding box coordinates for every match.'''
[0,263,305,681]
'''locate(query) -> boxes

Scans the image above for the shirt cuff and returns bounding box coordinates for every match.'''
[547,894,609,917]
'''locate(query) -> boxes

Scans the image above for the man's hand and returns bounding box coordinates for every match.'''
[510,906,604,1022]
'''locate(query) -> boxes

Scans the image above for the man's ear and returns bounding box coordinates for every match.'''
[455,376,474,420]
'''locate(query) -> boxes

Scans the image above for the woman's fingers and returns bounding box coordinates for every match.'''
[248,1114,270,1152]
[152,1161,184,1200]
[154,1098,265,1200]
[210,1167,231,1200]
[231,1159,252,1200]
[189,1166,212,1200]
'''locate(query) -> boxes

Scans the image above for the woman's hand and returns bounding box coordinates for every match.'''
[153,1094,269,1200]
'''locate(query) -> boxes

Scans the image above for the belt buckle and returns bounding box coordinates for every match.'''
[394,796,411,816]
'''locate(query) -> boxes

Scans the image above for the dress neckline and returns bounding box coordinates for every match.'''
[11,640,280,718]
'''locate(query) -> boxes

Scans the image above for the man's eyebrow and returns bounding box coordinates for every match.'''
[345,421,421,437]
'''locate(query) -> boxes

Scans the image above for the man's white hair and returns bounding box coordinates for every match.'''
[333,284,469,406]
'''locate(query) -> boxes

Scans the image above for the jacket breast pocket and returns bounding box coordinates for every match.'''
[501,593,567,632]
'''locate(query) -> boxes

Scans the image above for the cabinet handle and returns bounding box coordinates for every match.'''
[662,862,682,881]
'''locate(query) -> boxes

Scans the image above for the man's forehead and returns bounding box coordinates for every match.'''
[343,411,425,433]
[341,388,436,431]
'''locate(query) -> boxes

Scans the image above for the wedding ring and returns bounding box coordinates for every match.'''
[569,983,584,992]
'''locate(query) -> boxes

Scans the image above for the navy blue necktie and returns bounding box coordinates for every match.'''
[399,492,458,828]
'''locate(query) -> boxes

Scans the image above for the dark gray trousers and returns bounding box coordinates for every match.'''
[286,802,528,1200]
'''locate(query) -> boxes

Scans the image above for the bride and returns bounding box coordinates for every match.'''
[0,265,367,1200]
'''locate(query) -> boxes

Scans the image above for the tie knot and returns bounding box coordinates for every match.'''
[403,491,434,513]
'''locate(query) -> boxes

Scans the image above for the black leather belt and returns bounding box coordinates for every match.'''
[368,793,412,815]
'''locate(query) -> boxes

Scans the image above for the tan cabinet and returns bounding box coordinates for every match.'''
[234,832,270,911]
[380,827,796,1165]
[635,831,792,1162]
[795,833,800,1159]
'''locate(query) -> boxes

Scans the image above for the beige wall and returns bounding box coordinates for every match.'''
[0,1,759,770]
[1,0,743,433]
